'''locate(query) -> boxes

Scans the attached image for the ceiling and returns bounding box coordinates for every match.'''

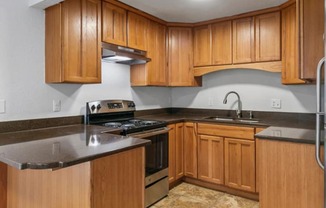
[118,0,288,23]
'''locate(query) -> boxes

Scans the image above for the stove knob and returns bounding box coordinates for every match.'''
[128,102,135,108]
[91,105,96,111]
[96,104,101,110]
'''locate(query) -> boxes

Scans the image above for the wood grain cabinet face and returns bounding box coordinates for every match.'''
[224,138,256,192]
[193,25,212,67]
[211,21,232,65]
[168,27,201,86]
[183,122,198,178]
[168,123,184,184]
[198,135,224,184]
[255,12,281,62]
[45,0,101,83]
[127,12,149,51]
[232,17,255,64]
[102,2,127,46]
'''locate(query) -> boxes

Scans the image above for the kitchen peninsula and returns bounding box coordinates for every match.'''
[0,124,149,208]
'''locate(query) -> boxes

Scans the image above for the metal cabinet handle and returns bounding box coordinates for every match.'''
[316,57,325,170]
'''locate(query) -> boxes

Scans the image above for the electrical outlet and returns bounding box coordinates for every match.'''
[53,100,61,112]
[0,100,5,113]
[271,99,281,109]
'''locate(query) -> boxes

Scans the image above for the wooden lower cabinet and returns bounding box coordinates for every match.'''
[183,122,198,178]
[168,123,184,184]
[258,139,324,208]
[198,135,224,184]
[224,138,256,192]
[5,147,145,208]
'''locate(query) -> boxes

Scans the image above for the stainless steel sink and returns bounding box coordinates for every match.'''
[204,116,259,123]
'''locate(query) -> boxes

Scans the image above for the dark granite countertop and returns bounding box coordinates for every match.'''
[255,126,317,144]
[0,124,149,170]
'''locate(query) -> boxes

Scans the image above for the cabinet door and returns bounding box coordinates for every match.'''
[255,12,281,62]
[300,0,324,80]
[198,135,224,184]
[232,17,254,64]
[168,27,201,86]
[224,138,255,192]
[102,2,127,46]
[127,12,148,51]
[168,124,176,184]
[183,122,197,178]
[193,25,212,66]
[281,3,305,84]
[211,21,232,65]
[175,123,184,179]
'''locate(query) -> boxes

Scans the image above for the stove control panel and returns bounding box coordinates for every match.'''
[87,100,135,114]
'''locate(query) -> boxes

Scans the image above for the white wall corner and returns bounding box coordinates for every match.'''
[29,0,63,9]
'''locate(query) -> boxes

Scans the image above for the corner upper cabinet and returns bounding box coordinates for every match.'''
[211,21,232,65]
[127,12,149,51]
[232,17,255,64]
[168,27,202,86]
[102,2,127,46]
[130,21,167,86]
[193,25,212,66]
[45,0,101,83]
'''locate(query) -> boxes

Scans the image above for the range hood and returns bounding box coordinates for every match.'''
[101,42,151,65]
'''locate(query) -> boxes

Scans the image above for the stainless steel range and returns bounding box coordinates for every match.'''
[86,100,169,207]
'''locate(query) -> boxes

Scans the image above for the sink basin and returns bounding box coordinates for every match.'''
[204,117,259,123]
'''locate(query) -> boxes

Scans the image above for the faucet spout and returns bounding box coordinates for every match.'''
[223,91,242,118]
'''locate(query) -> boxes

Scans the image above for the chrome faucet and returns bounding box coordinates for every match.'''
[223,91,242,118]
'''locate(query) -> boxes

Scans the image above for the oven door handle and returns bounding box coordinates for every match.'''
[127,127,170,139]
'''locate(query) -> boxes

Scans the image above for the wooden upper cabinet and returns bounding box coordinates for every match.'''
[211,21,232,65]
[45,0,101,83]
[130,21,167,86]
[102,2,126,46]
[300,0,324,81]
[168,27,201,86]
[281,3,305,84]
[193,25,212,66]
[127,12,149,51]
[255,12,281,62]
[232,17,254,64]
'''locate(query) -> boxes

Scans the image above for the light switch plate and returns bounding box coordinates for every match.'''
[0,100,5,113]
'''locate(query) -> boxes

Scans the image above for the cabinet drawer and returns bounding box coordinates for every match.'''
[197,123,255,140]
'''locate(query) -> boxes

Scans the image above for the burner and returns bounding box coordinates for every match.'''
[121,123,136,130]
[129,119,143,124]
[103,122,122,128]
[141,120,159,126]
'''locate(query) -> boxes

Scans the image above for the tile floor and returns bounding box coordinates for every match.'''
[150,183,259,208]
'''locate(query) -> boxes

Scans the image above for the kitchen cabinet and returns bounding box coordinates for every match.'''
[6,147,145,208]
[211,21,232,65]
[255,12,281,62]
[224,138,256,192]
[102,2,127,46]
[258,139,324,208]
[45,0,101,83]
[183,122,198,178]
[198,134,224,184]
[127,12,149,51]
[193,25,211,66]
[197,123,256,192]
[282,0,323,84]
[168,27,202,86]
[130,21,167,86]
[168,123,184,185]
[232,17,254,64]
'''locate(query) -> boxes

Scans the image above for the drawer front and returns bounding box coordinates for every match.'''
[197,123,255,140]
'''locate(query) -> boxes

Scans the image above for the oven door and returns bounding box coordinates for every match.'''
[128,127,169,178]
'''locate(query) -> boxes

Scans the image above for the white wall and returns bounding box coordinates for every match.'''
[0,1,317,122]
[172,69,316,113]
[0,1,171,121]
